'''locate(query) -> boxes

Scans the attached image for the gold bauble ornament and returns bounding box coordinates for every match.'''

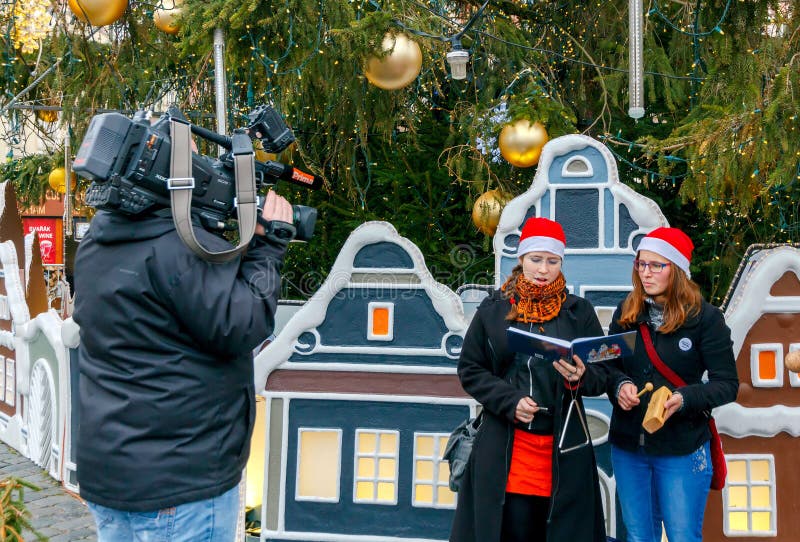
[153,0,182,35]
[48,167,77,194]
[68,0,128,26]
[498,120,549,168]
[786,350,800,373]
[37,109,58,123]
[365,33,423,90]
[472,189,508,236]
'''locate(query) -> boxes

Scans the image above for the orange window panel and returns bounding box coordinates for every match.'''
[758,350,776,380]
[372,307,390,336]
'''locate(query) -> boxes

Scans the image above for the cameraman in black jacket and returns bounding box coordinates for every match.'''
[73,190,292,541]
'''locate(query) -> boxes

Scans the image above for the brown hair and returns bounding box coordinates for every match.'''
[617,261,702,333]
[503,264,524,321]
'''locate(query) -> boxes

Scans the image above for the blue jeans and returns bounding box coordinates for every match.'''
[86,484,241,542]
[612,442,712,542]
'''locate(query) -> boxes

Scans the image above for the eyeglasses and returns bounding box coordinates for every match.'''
[634,259,671,273]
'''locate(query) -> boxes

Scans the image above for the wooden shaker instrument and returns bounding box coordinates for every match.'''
[642,386,672,434]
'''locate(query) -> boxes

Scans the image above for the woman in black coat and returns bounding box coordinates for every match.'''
[450,217,608,542]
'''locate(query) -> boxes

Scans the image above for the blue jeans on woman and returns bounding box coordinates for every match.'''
[86,484,241,542]
[612,442,712,542]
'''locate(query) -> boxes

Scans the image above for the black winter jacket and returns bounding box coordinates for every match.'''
[73,211,287,511]
[450,289,607,542]
[605,300,738,455]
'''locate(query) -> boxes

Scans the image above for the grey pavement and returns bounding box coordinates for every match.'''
[0,442,97,541]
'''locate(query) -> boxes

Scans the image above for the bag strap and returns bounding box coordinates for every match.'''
[638,323,686,387]
[169,119,258,263]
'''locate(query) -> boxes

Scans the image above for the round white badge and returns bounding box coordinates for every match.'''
[679,338,692,351]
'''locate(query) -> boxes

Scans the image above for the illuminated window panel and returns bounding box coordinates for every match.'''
[5,358,14,407]
[367,302,394,341]
[788,344,800,387]
[412,433,455,509]
[749,344,783,387]
[295,428,342,502]
[353,430,398,504]
[723,455,776,536]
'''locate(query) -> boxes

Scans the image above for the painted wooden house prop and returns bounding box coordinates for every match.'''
[253,221,473,542]
[495,134,667,330]
[0,181,74,485]
[706,244,800,540]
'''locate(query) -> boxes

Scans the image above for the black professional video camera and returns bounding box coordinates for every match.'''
[73,105,321,241]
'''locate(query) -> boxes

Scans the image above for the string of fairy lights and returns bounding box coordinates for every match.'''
[1,1,797,224]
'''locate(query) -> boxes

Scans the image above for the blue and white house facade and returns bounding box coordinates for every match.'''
[494,134,667,329]
[253,222,473,542]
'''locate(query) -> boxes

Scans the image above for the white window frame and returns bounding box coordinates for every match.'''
[561,156,593,177]
[4,358,14,407]
[750,343,783,388]
[411,432,455,509]
[0,296,9,319]
[0,355,5,403]
[367,302,394,341]
[353,429,399,505]
[294,428,342,503]
[722,454,777,537]
[788,343,800,387]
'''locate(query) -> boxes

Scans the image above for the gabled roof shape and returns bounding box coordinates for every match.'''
[724,245,800,357]
[254,221,469,389]
[494,134,667,287]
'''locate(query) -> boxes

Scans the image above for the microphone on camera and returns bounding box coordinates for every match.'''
[260,160,324,190]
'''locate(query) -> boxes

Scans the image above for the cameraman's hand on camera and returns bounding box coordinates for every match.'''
[256,190,293,237]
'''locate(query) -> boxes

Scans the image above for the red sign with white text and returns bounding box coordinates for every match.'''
[22,218,63,265]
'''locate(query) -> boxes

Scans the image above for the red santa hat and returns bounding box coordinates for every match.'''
[516,217,566,258]
[637,227,694,277]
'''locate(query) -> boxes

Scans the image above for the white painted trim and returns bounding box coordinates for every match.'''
[561,155,594,177]
[367,302,395,341]
[760,296,800,312]
[274,362,458,375]
[295,427,342,503]
[713,403,800,437]
[262,391,475,407]
[722,454,777,537]
[597,468,616,537]
[353,429,400,505]
[789,344,800,387]
[278,399,290,531]
[259,395,272,534]
[749,343,783,388]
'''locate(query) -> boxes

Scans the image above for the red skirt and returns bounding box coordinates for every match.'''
[505,429,553,496]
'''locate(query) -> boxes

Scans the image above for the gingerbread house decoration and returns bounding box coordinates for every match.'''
[494,134,667,330]
[0,181,73,484]
[253,222,473,541]
[706,244,800,540]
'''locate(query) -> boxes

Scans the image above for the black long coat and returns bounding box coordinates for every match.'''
[450,290,608,542]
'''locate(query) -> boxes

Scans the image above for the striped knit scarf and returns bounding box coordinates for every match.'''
[503,273,567,323]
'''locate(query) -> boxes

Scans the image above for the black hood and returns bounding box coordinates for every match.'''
[87,210,177,245]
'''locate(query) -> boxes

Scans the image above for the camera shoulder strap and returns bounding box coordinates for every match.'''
[168,119,258,263]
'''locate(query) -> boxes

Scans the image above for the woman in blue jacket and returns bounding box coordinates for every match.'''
[605,227,738,542]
